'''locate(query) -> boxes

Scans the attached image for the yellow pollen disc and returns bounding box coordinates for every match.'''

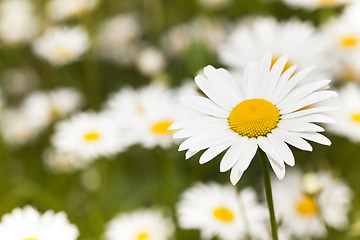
[351,113,360,123]
[271,56,293,75]
[213,207,235,222]
[296,195,318,216]
[228,99,280,138]
[136,232,149,240]
[24,239,37,240]
[84,132,101,141]
[151,121,175,135]
[341,36,358,48]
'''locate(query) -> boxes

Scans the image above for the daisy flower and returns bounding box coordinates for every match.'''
[328,83,360,142]
[170,53,337,184]
[104,209,174,240]
[281,0,355,10]
[105,83,199,149]
[43,148,91,174]
[96,13,141,66]
[218,17,333,83]
[177,182,268,240]
[51,112,130,159]
[135,47,166,77]
[0,0,38,46]
[32,26,90,66]
[47,0,99,21]
[0,205,79,240]
[272,170,352,238]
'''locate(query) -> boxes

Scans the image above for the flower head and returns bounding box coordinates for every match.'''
[171,53,337,184]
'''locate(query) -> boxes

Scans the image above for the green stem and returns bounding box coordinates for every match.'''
[259,150,278,240]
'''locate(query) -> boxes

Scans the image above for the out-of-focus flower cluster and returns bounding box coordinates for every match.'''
[0,0,360,239]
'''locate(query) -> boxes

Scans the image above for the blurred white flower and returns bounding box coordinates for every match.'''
[177,182,268,240]
[171,54,337,184]
[22,88,83,128]
[105,209,174,240]
[162,24,192,57]
[136,47,166,76]
[32,26,90,66]
[96,13,141,66]
[0,205,79,240]
[328,83,360,142]
[281,0,355,9]
[0,0,38,46]
[197,0,233,9]
[219,17,333,83]
[43,148,91,173]
[47,0,99,21]
[272,170,352,238]
[1,109,41,146]
[51,112,130,159]
[0,67,39,96]
[105,83,200,149]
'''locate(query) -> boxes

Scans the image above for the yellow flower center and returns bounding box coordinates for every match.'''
[228,99,280,138]
[271,56,293,75]
[213,207,235,222]
[351,113,360,123]
[84,132,101,141]
[340,36,358,48]
[151,121,175,135]
[136,232,149,240]
[296,195,318,216]
[24,239,37,240]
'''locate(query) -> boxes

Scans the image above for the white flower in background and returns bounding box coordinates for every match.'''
[47,0,99,21]
[96,13,141,65]
[272,170,352,239]
[197,0,233,9]
[1,109,41,146]
[328,83,360,142]
[322,5,360,81]
[43,148,91,173]
[170,54,337,185]
[0,67,39,96]
[52,112,129,159]
[281,0,355,9]
[0,0,38,46]
[0,205,79,240]
[105,83,199,149]
[32,26,90,66]
[219,17,333,83]
[104,209,174,240]
[136,47,166,77]
[177,182,268,240]
[22,88,83,128]
[162,17,227,57]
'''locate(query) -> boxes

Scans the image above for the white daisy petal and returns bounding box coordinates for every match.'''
[270,64,298,102]
[268,155,286,179]
[281,107,338,119]
[195,75,232,110]
[199,140,234,164]
[185,149,199,159]
[277,120,325,132]
[294,114,335,124]
[220,140,244,172]
[257,136,283,163]
[230,166,244,185]
[267,133,295,166]
[173,125,229,139]
[169,116,226,130]
[235,138,258,172]
[297,132,331,146]
[264,55,289,99]
[180,96,229,118]
[272,128,313,151]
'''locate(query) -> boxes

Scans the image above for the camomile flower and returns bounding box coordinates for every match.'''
[51,112,130,160]
[32,26,90,66]
[0,205,79,240]
[105,83,199,149]
[281,0,355,10]
[328,83,360,142]
[22,88,83,128]
[104,209,174,240]
[177,182,268,240]
[0,0,38,46]
[170,53,337,185]
[218,17,333,83]
[47,0,99,21]
[43,148,91,174]
[272,170,352,238]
